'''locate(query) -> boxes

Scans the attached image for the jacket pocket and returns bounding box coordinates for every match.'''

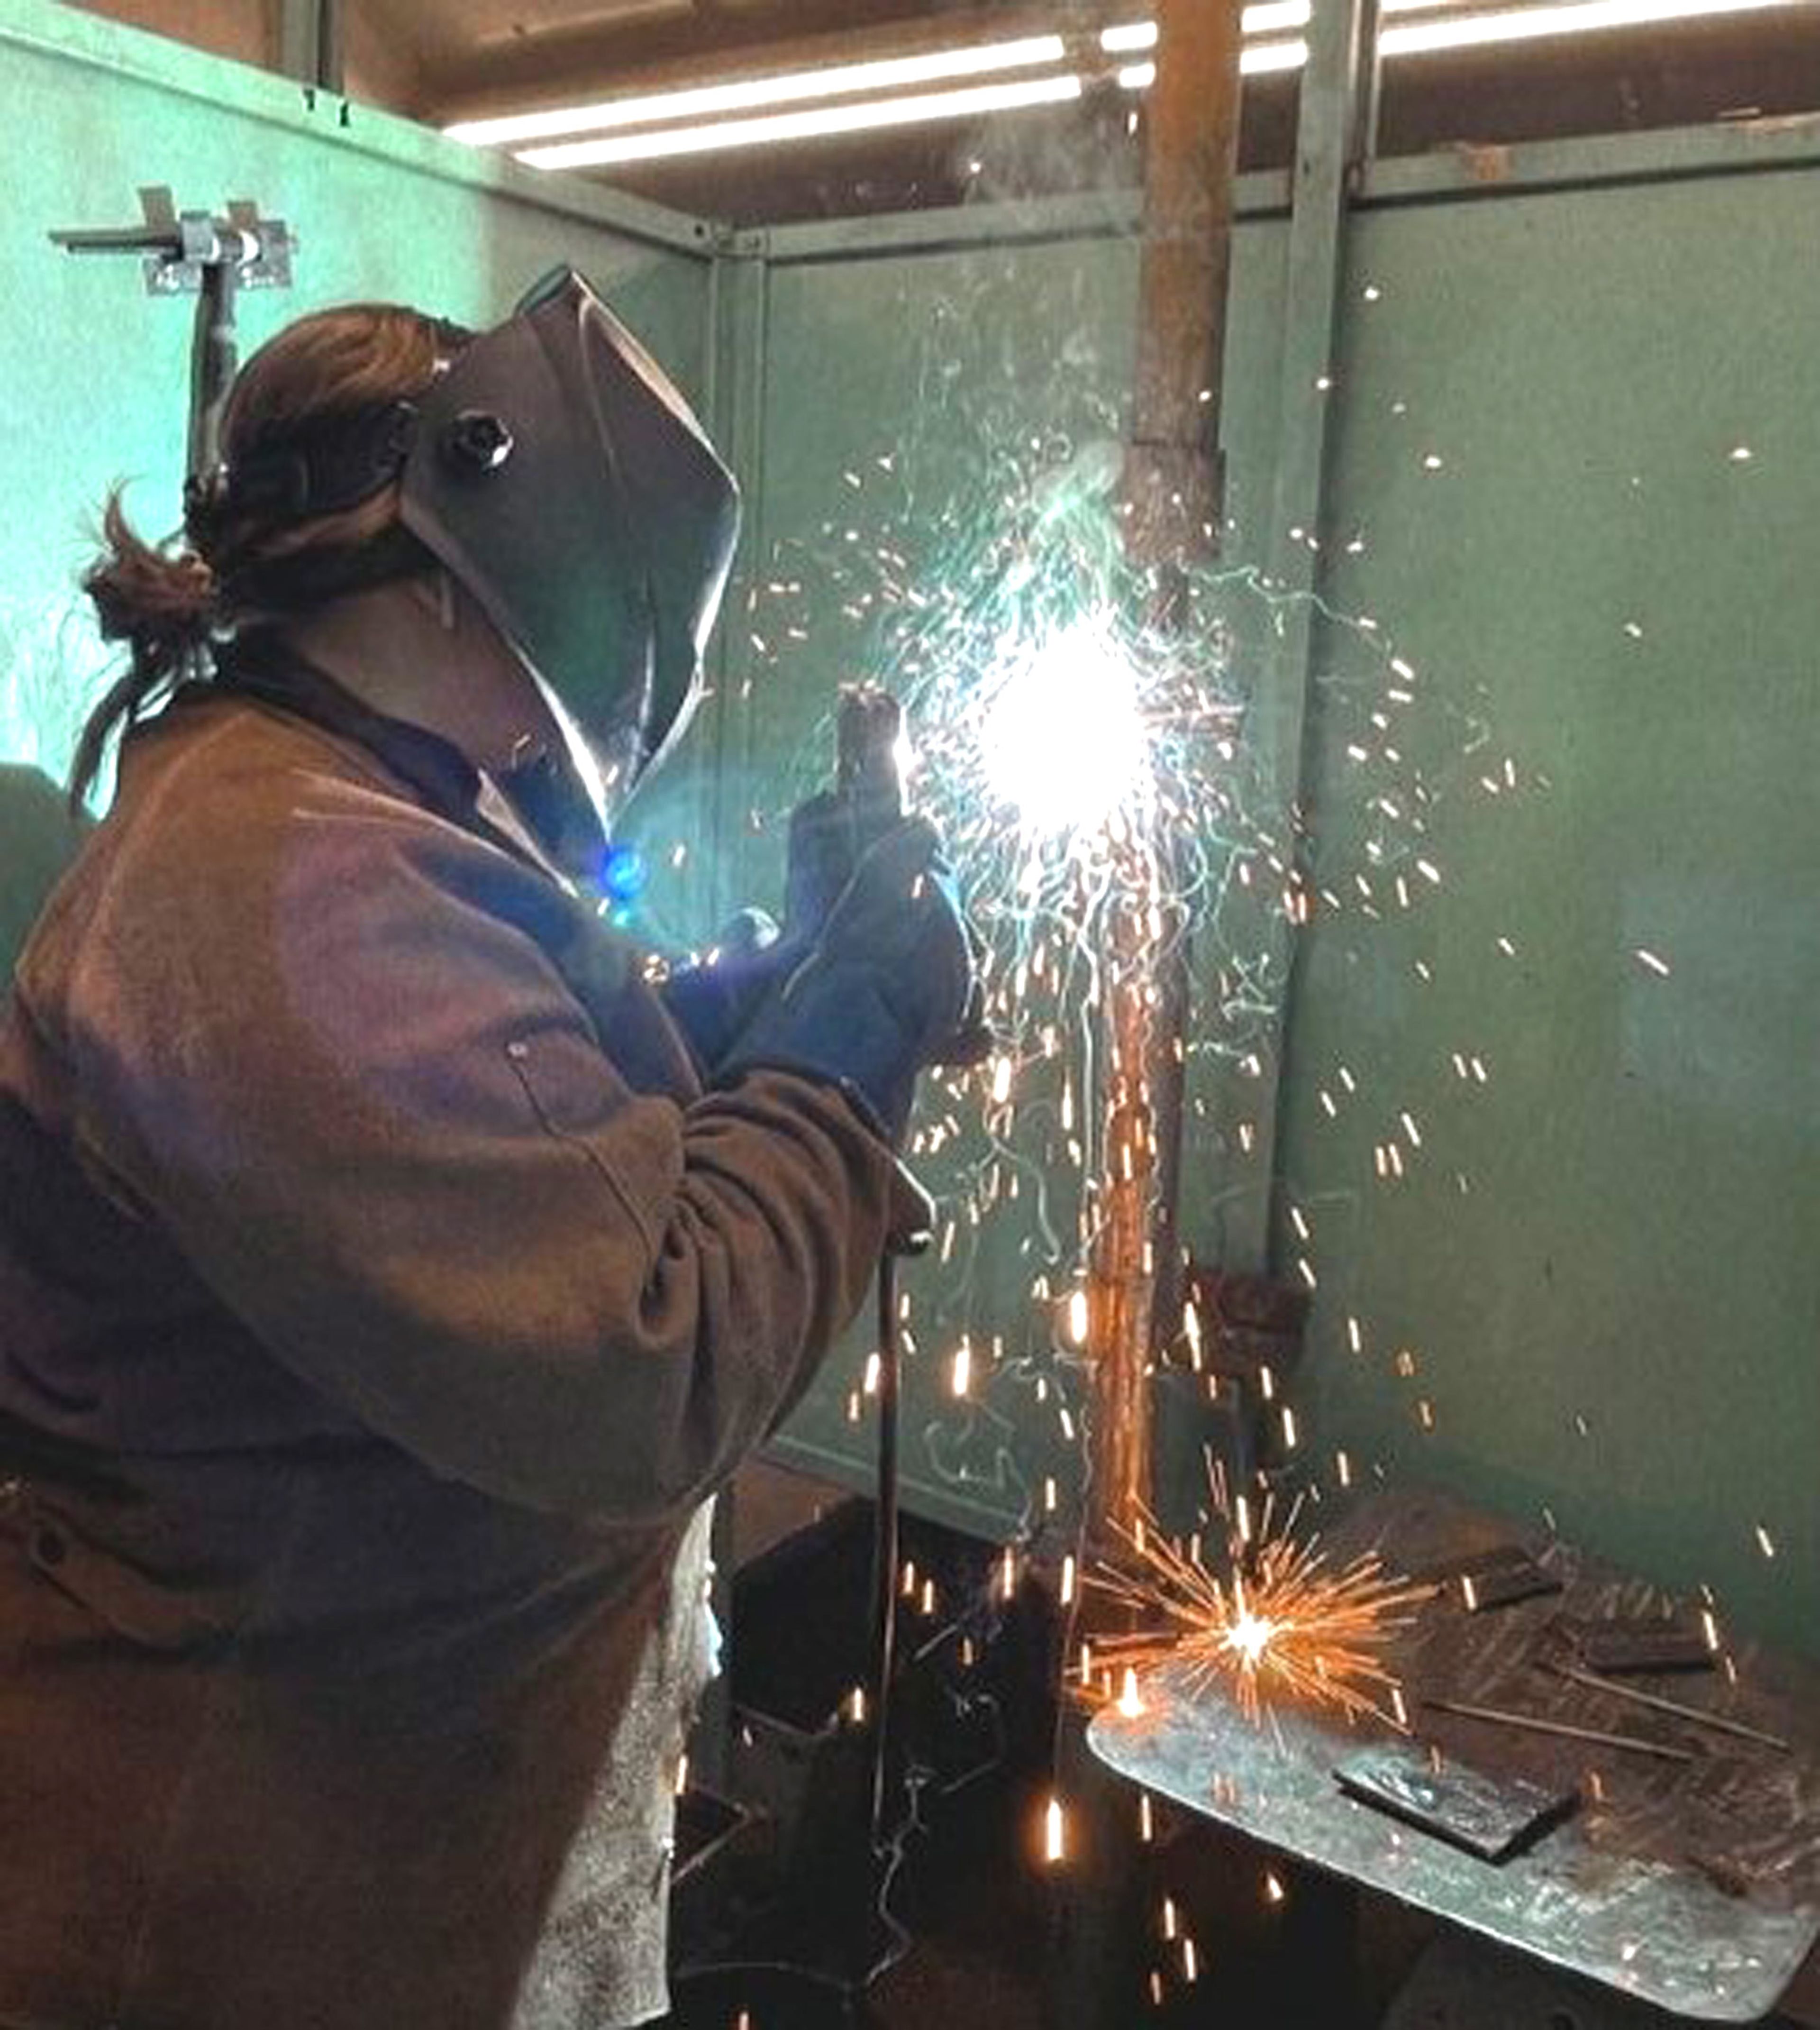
[0,1479,233,1654]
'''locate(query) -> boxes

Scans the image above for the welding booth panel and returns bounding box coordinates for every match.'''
[0,0,710,802]
[1283,165,1820,1655]
[711,204,1293,1542]
[725,151,1820,1658]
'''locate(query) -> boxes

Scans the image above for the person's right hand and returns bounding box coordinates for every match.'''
[718,817,976,1141]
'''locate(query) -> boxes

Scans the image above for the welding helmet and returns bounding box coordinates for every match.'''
[204,268,737,877]
[398,267,740,840]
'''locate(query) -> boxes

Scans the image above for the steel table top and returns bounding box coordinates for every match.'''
[1089,1489,1820,2022]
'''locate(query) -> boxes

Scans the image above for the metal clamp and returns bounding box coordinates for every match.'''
[50,186,293,297]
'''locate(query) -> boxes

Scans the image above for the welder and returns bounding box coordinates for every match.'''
[0,269,973,2030]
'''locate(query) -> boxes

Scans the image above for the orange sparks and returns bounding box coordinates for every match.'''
[1065,1288,1090,1345]
[1088,1497,1426,1728]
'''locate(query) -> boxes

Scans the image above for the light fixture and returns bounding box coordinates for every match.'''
[1242,0,1318,30]
[1118,37,1309,89]
[1101,1,1311,46]
[519,73,1085,170]
[446,32,1067,149]
[1379,0,1817,55]
[465,0,1820,176]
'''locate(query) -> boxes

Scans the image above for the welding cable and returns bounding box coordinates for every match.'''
[866,1249,903,1872]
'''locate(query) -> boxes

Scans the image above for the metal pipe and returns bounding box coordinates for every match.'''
[1121,0,1247,573]
[1092,0,1247,1542]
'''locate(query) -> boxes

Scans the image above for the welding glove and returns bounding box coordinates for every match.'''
[662,787,871,1073]
[782,788,860,942]
[788,785,994,1071]
[718,816,975,1142]
[660,907,792,1074]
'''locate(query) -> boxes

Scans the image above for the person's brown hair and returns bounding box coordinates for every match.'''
[71,303,448,806]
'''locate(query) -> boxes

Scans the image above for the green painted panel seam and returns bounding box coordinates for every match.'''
[1228,0,1372,1272]
[764,174,1294,266]
[1359,114,1820,207]
[700,249,771,933]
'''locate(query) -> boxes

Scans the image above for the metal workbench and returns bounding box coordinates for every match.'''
[1090,1489,1820,2022]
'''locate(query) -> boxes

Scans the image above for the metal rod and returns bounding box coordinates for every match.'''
[868,1255,901,1849]
[188,261,239,481]
[1226,0,1373,1272]
[1541,1662,1792,1753]
[1423,1698,1698,1764]
[279,0,344,91]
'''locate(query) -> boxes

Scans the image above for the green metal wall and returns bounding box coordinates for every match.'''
[1284,166,1820,1653]
[711,210,1292,1537]
[0,0,709,804]
[734,156,1819,1655]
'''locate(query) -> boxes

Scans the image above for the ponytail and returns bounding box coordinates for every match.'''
[68,301,455,812]
[71,491,218,809]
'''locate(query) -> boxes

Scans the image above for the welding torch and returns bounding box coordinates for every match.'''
[832,682,993,1081]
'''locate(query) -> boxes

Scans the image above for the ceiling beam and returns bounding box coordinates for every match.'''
[426,2,1137,124]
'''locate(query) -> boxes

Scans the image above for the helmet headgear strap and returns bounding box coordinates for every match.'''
[185,398,421,542]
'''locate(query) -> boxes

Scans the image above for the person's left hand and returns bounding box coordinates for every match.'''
[659,905,796,1073]
[662,779,878,1072]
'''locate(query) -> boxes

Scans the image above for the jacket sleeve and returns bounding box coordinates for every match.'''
[47,759,894,1522]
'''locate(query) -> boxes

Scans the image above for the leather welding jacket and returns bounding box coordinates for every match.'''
[0,667,894,2030]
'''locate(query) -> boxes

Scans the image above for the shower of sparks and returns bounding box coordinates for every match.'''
[717,309,1547,1524]
[1087,1484,1428,1728]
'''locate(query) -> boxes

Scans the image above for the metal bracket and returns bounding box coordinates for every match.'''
[47,187,297,480]
[706,221,768,259]
[50,186,294,295]
[144,210,294,296]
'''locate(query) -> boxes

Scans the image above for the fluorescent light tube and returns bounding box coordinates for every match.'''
[447,33,1066,147]
[472,0,1815,174]
[1380,0,1817,52]
[1242,35,1313,71]
[1244,1,1316,30]
[1101,2,1310,47]
[1119,34,1310,86]
[519,73,1086,169]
